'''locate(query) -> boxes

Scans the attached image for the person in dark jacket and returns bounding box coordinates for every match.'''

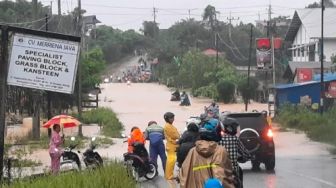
[145,121,167,172]
[176,122,199,168]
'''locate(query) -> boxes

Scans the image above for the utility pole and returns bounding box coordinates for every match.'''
[32,0,38,29]
[45,14,52,138]
[50,1,53,15]
[77,0,83,137]
[216,33,219,70]
[320,0,325,114]
[246,25,253,111]
[227,11,239,37]
[58,0,61,16]
[0,26,9,181]
[153,7,157,24]
[188,9,191,20]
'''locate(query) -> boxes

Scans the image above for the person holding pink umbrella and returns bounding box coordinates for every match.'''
[49,124,64,174]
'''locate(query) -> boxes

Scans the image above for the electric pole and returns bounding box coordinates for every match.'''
[77,0,83,137]
[227,12,239,37]
[58,0,61,16]
[153,7,157,24]
[320,0,325,114]
[32,0,38,29]
[246,25,253,111]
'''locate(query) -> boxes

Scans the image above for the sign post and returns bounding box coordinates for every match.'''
[0,24,80,180]
[0,26,9,182]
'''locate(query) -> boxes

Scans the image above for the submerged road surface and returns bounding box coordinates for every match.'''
[99,82,336,188]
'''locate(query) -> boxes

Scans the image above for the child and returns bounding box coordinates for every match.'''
[127,126,145,153]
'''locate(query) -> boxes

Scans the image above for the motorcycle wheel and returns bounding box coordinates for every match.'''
[132,167,140,182]
[144,162,158,180]
[124,160,133,177]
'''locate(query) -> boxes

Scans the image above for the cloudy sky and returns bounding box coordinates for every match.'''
[41,0,322,31]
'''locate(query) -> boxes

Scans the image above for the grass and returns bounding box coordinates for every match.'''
[276,105,336,148]
[81,107,124,137]
[3,162,136,188]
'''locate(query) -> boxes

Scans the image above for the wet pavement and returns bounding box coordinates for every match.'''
[98,80,336,188]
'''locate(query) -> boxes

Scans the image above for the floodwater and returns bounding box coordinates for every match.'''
[98,81,336,188]
[25,57,336,188]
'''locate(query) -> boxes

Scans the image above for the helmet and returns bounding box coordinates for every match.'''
[222,118,239,136]
[204,178,222,188]
[164,112,175,122]
[186,117,201,126]
[199,127,220,142]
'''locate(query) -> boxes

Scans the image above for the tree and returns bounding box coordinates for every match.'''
[141,21,159,38]
[217,80,235,103]
[237,77,259,105]
[202,5,219,32]
[307,0,335,8]
[81,48,106,93]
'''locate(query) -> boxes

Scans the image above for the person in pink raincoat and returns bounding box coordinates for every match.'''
[49,124,64,174]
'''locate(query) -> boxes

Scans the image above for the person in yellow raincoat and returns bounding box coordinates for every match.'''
[163,112,180,184]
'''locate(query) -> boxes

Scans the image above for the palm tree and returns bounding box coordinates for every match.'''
[202,5,219,32]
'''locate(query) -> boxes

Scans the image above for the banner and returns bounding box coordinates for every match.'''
[256,38,271,69]
[297,68,313,83]
[7,33,80,94]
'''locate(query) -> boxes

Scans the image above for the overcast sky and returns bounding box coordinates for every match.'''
[41,0,322,31]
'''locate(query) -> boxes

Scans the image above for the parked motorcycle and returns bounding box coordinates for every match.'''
[60,137,81,172]
[83,137,103,169]
[122,134,158,181]
[60,137,103,172]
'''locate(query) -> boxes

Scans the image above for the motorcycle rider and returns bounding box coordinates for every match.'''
[163,112,180,186]
[145,121,167,172]
[219,118,251,187]
[179,127,234,188]
[127,126,146,153]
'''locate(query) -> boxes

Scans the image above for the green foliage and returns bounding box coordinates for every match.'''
[277,105,336,147]
[216,80,235,103]
[141,21,159,38]
[192,84,218,99]
[237,77,259,104]
[89,25,147,63]
[81,48,106,92]
[4,162,136,188]
[82,108,124,137]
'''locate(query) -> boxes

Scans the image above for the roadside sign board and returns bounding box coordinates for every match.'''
[7,33,80,94]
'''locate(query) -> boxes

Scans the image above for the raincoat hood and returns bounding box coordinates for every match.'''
[195,140,217,158]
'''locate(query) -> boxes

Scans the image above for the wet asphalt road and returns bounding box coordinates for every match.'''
[99,57,336,188]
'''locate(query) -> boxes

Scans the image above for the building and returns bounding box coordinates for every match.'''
[285,8,336,63]
[275,73,336,108]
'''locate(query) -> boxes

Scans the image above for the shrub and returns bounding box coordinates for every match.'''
[216,80,235,103]
[277,105,336,147]
[82,108,124,137]
[192,84,218,99]
[4,162,136,188]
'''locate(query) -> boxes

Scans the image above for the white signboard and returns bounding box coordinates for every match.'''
[7,33,80,94]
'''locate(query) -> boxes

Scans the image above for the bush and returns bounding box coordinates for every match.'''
[237,77,258,104]
[277,105,336,147]
[82,108,124,137]
[4,162,136,188]
[216,80,235,103]
[192,84,218,99]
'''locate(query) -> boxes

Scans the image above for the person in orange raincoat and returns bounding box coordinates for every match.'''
[127,126,146,153]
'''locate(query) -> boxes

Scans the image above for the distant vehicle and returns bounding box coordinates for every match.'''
[226,112,275,171]
[104,78,109,83]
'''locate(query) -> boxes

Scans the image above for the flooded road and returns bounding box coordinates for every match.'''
[99,81,336,188]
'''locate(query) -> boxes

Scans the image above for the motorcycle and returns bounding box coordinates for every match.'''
[60,137,81,172]
[82,137,103,169]
[60,137,103,172]
[122,134,158,181]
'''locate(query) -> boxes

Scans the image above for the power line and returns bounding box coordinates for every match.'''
[37,15,54,30]
[0,17,46,25]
